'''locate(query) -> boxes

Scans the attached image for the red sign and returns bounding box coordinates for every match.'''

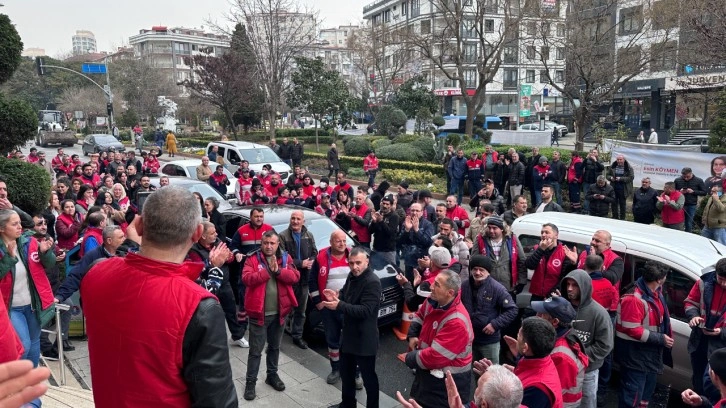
[434,88,476,96]
[392,77,404,85]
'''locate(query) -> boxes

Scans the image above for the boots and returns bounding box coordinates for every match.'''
[243,380,256,401]
[326,369,340,384]
[62,340,75,351]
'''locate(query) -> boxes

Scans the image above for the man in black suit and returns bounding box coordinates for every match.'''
[323,247,382,408]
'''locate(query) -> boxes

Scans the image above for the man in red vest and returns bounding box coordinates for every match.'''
[344,188,372,248]
[574,230,624,289]
[657,181,686,230]
[524,223,577,302]
[363,150,379,188]
[81,187,236,407]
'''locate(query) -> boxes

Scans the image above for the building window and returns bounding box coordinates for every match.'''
[541,46,549,61]
[464,43,477,63]
[540,69,549,83]
[556,47,565,60]
[485,19,495,32]
[617,46,642,76]
[619,6,643,35]
[420,20,431,34]
[542,22,550,36]
[652,0,678,30]
[554,70,564,82]
[462,19,476,38]
[503,46,518,63]
[526,46,536,59]
[556,23,565,37]
[411,0,421,17]
[464,69,477,87]
[525,70,536,83]
[384,9,391,22]
[503,69,518,89]
[484,0,498,13]
[401,1,408,15]
[526,22,537,36]
[650,40,677,72]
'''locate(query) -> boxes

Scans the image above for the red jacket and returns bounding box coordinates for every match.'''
[363,155,379,172]
[617,284,669,343]
[0,291,23,362]
[0,237,55,313]
[590,274,619,312]
[567,156,583,183]
[52,155,64,169]
[660,190,685,224]
[530,243,567,298]
[55,212,83,250]
[552,333,588,408]
[81,254,214,408]
[410,293,473,373]
[265,182,283,197]
[577,248,622,291]
[143,158,160,174]
[350,204,371,243]
[515,355,564,408]
[446,206,470,236]
[242,251,300,325]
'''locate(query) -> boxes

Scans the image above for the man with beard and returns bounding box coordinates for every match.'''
[432,218,469,270]
[397,182,414,211]
[503,195,528,227]
[461,255,517,364]
[265,173,283,198]
[433,203,447,232]
[506,153,526,203]
[632,178,659,224]
[572,230,624,289]
[324,247,382,408]
[399,203,435,282]
[445,195,470,236]
[559,269,614,408]
[586,176,615,218]
[327,143,340,178]
[35,151,55,183]
[582,150,605,214]
[278,137,292,167]
[187,222,246,349]
[606,154,634,220]
[370,195,399,265]
[524,223,577,302]
[657,181,686,230]
[550,151,567,206]
[470,179,505,215]
[344,188,372,248]
[279,210,317,349]
[535,184,564,213]
[675,167,708,233]
[448,149,468,205]
[471,216,526,295]
[332,172,355,202]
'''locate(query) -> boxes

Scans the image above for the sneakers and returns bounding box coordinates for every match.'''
[326,370,340,384]
[265,374,286,391]
[231,337,249,348]
[243,381,256,401]
[355,375,363,390]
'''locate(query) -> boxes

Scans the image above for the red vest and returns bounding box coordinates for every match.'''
[446,206,470,236]
[577,248,622,291]
[81,254,214,408]
[313,248,350,302]
[515,355,564,408]
[350,204,371,243]
[80,227,104,257]
[0,237,55,312]
[552,334,588,407]
[661,190,685,224]
[0,291,23,362]
[531,244,567,297]
[475,234,519,290]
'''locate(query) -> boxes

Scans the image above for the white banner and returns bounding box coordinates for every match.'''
[610,144,725,190]
[603,138,701,153]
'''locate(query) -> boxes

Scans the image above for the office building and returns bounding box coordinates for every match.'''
[72,30,97,55]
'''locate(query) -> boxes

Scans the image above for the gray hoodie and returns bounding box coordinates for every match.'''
[560,269,614,372]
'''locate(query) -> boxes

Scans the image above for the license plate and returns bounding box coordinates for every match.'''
[378,304,397,318]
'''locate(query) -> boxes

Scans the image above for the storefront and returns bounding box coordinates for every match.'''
[665,72,726,130]
[611,78,666,134]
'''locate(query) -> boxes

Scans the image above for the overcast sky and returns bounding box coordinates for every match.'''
[3,0,369,57]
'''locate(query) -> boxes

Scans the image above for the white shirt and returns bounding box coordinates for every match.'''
[648,131,658,144]
[11,256,32,307]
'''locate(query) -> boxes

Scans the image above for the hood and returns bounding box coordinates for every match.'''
[376,180,391,194]
[560,269,593,308]
[100,140,124,148]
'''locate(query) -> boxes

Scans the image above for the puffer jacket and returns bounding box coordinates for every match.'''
[432,232,469,269]
[242,249,300,325]
[461,275,517,345]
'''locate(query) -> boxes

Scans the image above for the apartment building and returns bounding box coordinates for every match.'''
[72,30,97,55]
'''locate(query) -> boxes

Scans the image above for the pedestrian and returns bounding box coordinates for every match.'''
[637,130,645,143]
[648,128,658,144]
[154,127,165,153]
[615,262,673,408]
[483,145,499,181]
[469,178,505,215]
[442,145,454,194]
[165,130,177,157]
[657,181,686,230]
[702,185,726,245]
[506,153,526,204]
[327,143,340,178]
[346,188,372,248]
[502,195,528,227]
[81,187,237,407]
[675,167,708,233]
[291,137,304,167]
[461,255,518,364]
[550,151,567,206]
[582,150,604,214]
[632,178,659,224]
[405,269,474,408]
[535,184,564,213]
[559,269,614,408]
[269,139,281,156]
[397,182,414,211]
[324,247,382,408]
[432,219,469,269]
[586,176,615,217]
[279,137,292,167]
[242,230,300,401]
[399,203,434,282]
[551,127,560,147]
[445,194,470,237]
[363,150,379,189]
[279,210,317,349]
[369,195,399,265]
[606,154,634,220]
[573,230,625,289]
[467,152,483,199]
[448,149,468,204]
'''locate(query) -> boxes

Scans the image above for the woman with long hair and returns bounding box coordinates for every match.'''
[98,175,115,196]
[42,191,61,240]
[0,209,55,408]
[112,183,130,214]
[71,165,83,180]
[204,197,226,240]
[75,185,95,216]
[56,199,83,250]
[192,192,206,219]
[70,178,82,198]
[334,189,353,230]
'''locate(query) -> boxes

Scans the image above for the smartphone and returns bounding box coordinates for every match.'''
[704,327,716,332]
[719,192,723,197]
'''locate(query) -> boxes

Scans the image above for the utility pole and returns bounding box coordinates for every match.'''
[104,57,114,134]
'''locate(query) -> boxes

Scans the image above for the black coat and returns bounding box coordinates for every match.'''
[278,143,292,160]
[279,226,318,285]
[338,267,382,356]
[586,183,615,217]
[327,148,340,170]
[370,211,399,252]
[291,143,304,161]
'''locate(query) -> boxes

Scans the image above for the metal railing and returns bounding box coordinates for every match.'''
[40,303,71,386]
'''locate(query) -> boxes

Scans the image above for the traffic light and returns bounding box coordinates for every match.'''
[106,102,113,117]
[35,57,45,76]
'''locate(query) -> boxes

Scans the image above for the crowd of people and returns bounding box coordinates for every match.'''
[4,139,726,408]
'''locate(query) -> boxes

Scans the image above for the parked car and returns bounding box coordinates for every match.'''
[82,134,125,155]
[161,178,232,211]
[519,121,569,136]
[206,141,291,181]
[220,205,404,339]
[677,136,710,153]
[160,159,237,199]
[511,212,726,391]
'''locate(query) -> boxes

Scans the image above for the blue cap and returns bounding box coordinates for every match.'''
[531,297,576,324]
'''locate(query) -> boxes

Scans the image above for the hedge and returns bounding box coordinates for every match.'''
[304,152,444,177]
[344,138,372,156]
[233,129,332,143]
[179,135,336,148]
[407,137,437,161]
[375,144,426,162]
[0,158,51,215]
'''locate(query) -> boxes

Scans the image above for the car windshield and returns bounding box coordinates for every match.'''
[271,218,354,251]
[94,135,117,143]
[187,164,235,180]
[241,148,280,165]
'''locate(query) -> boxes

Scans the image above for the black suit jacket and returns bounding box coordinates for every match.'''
[339,268,382,356]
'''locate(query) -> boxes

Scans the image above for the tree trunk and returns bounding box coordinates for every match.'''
[225,109,238,141]
[574,108,587,152]
[268,108,277,141]
[465,103,476,137]
[314,114,320,152]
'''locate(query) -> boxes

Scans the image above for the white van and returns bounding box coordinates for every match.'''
[206,141,291,182]
[510,212,726,391]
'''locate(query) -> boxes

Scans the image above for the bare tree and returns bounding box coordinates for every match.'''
[221,0,318,139]
[57,86,107,118]
[347,22,413,108]
[111,59,177,121]
[401,0,523,136]
[680,0,726,67]
[530,0,679,151]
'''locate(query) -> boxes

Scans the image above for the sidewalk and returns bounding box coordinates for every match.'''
[46,334,401,408]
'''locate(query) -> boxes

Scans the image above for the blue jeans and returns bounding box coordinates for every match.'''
[618,369,657,408]
[450,178,465,204]
[702,227,726,245]
[582,182,592,213]
[684,204,697,233]
[533,188,542,207]
[11,305,42,408]
[367,170,377,188]
[550,181,563,205]
[581,369,599,408]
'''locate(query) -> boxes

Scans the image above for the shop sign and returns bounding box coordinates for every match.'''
[666,72,726,90]
[434,88,461,96]
[519,85,532,117]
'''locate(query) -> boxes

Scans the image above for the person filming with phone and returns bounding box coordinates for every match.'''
[701,185,726,245]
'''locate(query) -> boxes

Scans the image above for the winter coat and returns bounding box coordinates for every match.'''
[279,226,318,286]
[448,155,468,180]
[703,193,726,228]
[586,183,615,217]
[327,147,340,170]
[242,250,300,325]
[508,161,525,186]
[461,276,517,345]
[606,160,635,196]
[339,267,382,356]
[632,187,659,224]
[582,158,604,184]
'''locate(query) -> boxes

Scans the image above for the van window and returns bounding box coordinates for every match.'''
[217,146,226,160]
[228,150,241,165]
[662,268,693,323]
